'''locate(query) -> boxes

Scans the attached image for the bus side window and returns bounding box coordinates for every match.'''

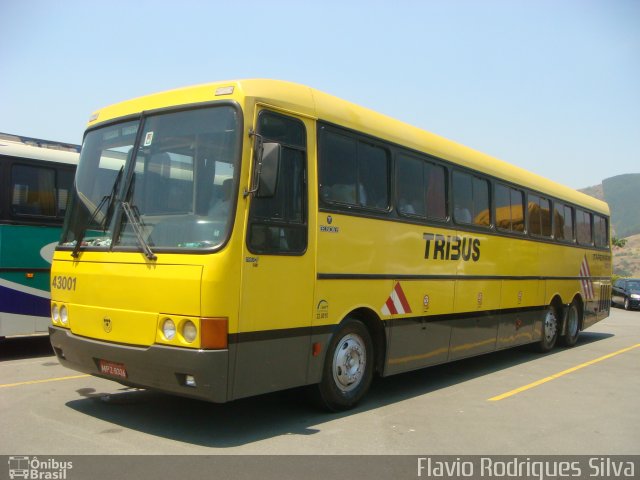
[453,170,490,227]
[496,184,524,233]
[319,127,389,211]
[594,214,608,248]
[57,169,75,217]
[397,154,447,220]
[358,142,389,209]
[473,177,490,227]
[320,131,358,204]
[554,202,575,241]
[529,194,552,237]
[576,208,593,246]
[11,164,57,217]
[426,163,447,220]
[397,154,425,216]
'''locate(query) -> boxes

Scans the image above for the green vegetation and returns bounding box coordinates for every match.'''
[612,233,640,278]
[612,237,627,248]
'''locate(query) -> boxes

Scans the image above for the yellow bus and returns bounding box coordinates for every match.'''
[49,79,611,410]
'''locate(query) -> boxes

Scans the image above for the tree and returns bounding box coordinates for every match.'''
[612,237,627,248]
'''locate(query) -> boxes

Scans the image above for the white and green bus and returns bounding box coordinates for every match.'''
[0,133,79,338]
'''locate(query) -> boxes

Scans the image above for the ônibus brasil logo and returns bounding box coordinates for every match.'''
[8,456,73,479]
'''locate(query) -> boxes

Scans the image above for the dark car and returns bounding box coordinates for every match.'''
[612,278,640,310]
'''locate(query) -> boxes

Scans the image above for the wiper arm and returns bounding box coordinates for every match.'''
[72,166,124,258]
[101,166,124,231]
[121,201,157,261]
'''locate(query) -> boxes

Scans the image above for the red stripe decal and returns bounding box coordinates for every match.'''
[385,297,398,315]
[395,283,412,314]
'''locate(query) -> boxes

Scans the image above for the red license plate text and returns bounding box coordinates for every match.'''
[99,359,128,379]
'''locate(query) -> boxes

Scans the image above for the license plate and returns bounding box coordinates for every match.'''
[98,359,128,379]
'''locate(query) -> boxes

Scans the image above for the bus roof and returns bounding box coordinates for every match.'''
[0,133,80,166]
[87,79,609,216]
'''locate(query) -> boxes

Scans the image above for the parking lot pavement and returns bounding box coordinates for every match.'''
[1,309,638,455]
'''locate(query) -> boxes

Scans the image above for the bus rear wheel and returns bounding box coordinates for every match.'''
[560,300,581,347]
[313,318,373,412]
[537,305,559,352]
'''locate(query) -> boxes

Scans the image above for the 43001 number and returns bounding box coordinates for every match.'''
[52,275,77,291]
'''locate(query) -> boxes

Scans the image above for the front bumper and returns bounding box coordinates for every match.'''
[49,326,229,403]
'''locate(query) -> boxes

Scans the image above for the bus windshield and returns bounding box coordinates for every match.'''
[61,105,241,252]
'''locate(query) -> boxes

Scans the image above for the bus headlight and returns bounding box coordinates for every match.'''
[182,320,197,343]
[52,304,60,324]
[162,318,176,340]
[60,305,69,325]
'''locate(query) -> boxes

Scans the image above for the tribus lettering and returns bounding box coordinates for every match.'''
[423,233,480,262]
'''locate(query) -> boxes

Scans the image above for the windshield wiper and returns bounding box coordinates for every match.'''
[71,166,124,258]
[121,201,157,261]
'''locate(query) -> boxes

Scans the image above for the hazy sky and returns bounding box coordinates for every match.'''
[1,0,638,189]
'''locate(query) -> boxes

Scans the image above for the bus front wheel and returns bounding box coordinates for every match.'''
[313,318,373,411]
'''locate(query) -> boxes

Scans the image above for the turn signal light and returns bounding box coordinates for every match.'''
[200,317,228,349]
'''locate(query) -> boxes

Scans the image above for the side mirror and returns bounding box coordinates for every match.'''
[245,135,281,198]
[256,142,281,198]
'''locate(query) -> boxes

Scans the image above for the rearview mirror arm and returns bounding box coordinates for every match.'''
[244,128,263,198]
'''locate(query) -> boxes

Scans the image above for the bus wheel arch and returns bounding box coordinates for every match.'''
[349,307,386,376]
[560,295,583,348]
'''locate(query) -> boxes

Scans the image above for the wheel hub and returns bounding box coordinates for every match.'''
[332,333,366,392]
[544,310,557,343]
[567,306,578,337]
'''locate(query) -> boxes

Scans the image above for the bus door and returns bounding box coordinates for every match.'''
[233,108,315,399]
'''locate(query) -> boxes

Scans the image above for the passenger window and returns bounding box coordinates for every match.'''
[248,111,307,254]
[57,169,74,217]
[554,203,574,241]
[576,209,593,246]
[594,214,608,248]
[319,127,389,210]
[495,184,524,233]
[11,165,57,217]
[397,154,447,220]
[453,171,490,227]
[397,154,424,216]
[528,194,552,237]
[320,131,357,204]
[359,142,389,209]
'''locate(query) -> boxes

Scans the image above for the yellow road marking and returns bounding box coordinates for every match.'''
[0,374,90,389]
[489,343,640,401]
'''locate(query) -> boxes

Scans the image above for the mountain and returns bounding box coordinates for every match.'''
[580,173,640,239]
[580,173,640,277]
[613,233,640,277]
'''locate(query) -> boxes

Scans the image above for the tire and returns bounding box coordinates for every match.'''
[312,318,373,411]
[537,305,559,352]
[560,300,580,347]
[624,298,630,311]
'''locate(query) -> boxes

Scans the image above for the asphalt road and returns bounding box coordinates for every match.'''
[1,308,638,456]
